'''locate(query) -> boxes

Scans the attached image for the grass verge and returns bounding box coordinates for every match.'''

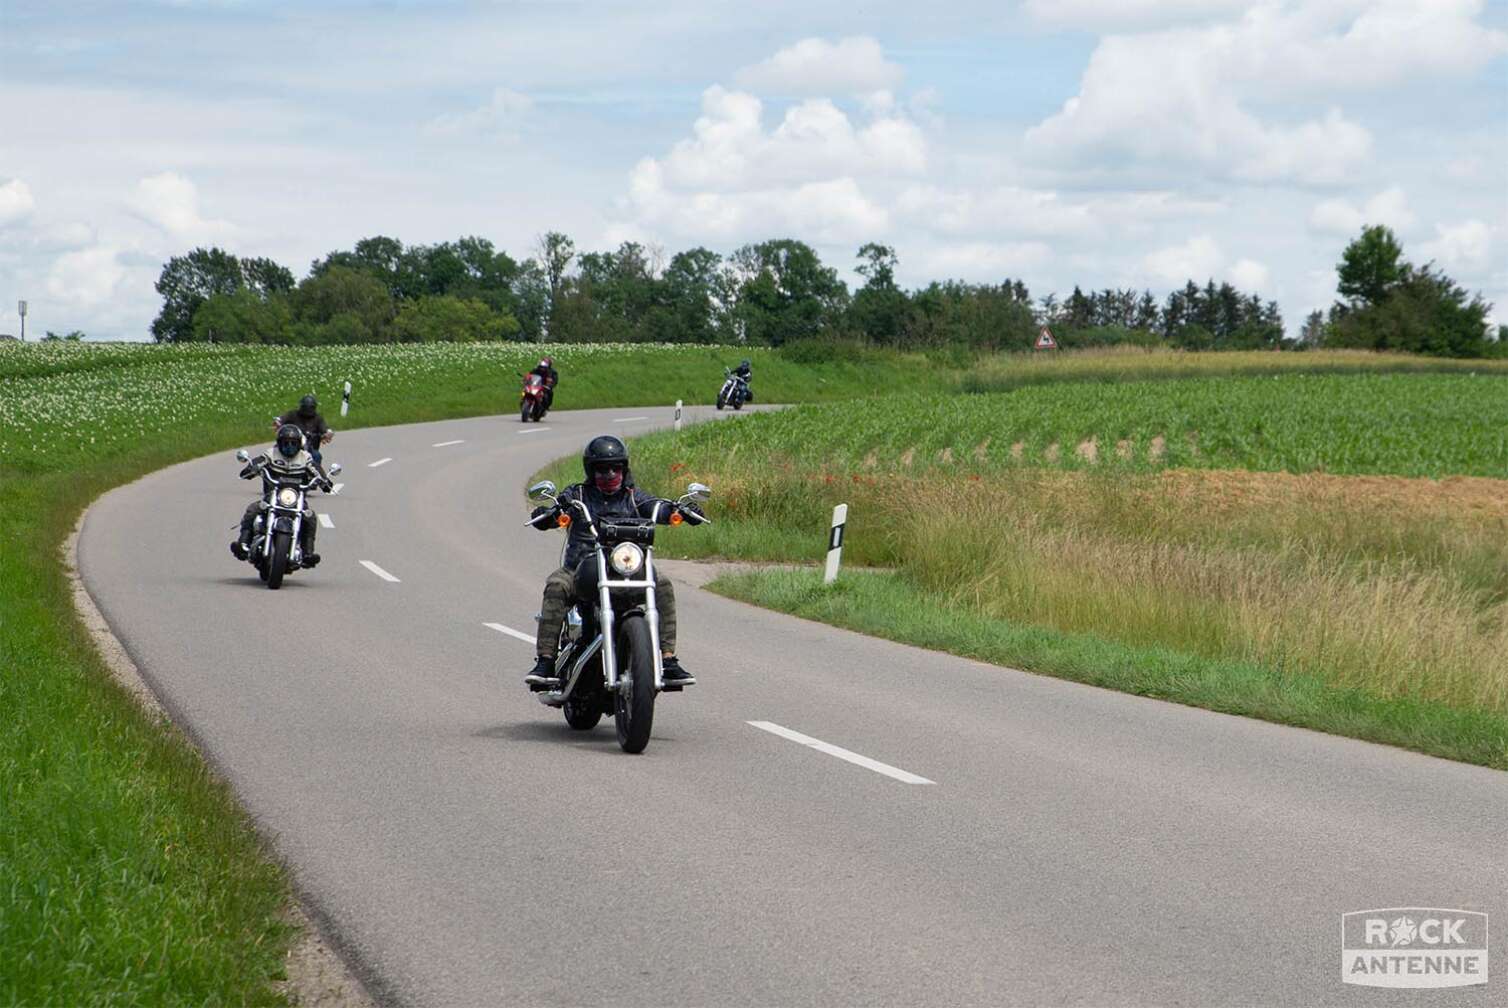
[709,567,1508,770]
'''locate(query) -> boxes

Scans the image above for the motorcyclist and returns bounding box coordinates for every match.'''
[524,434,697,690]
[275,394,333,475]
[730,358,753,401]
[527,356,559,411]
[231,423,331,566]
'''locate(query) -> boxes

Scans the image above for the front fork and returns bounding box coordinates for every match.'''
[597,548,665,693]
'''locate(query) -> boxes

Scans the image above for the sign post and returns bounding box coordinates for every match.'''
[823,503,848,585]
[1035,326,1057,350]
[341,381,351,417]
[17,300,26,343]
[674,399,683,432]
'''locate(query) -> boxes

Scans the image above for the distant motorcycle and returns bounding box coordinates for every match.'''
[523,478,711,753]
[716,369,749,411]
[234,449,341,590]
[520,373,551,422]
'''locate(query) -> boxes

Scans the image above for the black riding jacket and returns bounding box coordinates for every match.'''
[278,410,330,449]
[240,449,329,491]
[531,478,679,571]
[529,365,559,387]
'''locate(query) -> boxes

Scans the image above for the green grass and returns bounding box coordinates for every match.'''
[0,340,944,1005]
[633,372,1508,479]
[710,568,1508,769]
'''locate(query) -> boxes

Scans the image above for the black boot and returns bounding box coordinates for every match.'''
[524,655,559,691]
[230,540,249,561]
[661,655,694,688]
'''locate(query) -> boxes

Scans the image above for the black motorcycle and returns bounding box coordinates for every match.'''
[716,369,749,411]
[523,479,711,753]
[234,449,341,590]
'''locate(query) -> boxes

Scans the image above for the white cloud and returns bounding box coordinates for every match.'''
[1419,219,1493,271]
[912,241,1053,280]
[624,84,924,243]
[1229,257,1272,294]
[1024,1,1505,186]
[47,244,126,307]
[734,36,903,96]
[1308,185,1415,235]
[425,87,534,136]
[0,179,35,227]
[128,171,234,242]
[1143,235,1225,284]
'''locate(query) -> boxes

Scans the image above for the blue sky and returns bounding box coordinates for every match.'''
[1,0,1504,340]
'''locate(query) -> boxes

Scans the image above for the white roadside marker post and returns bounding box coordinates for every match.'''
[674,399,683,432]
[341,381,351,417]
[824,503,848,585]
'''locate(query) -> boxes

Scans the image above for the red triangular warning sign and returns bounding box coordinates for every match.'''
[1035,327,1057,350]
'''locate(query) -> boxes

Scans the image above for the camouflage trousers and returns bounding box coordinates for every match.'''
[536,566,677,658]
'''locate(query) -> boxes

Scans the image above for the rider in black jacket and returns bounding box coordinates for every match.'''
[231,424,332,565]
[274,394,333,475]
[523,435,695,689]
[731,358,753,401]
[527,357,559,410]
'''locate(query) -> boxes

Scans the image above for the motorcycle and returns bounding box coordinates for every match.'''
[523,479,711,753]
[234,449,342,590]
[520,373,551,422]
[716,369,749,411]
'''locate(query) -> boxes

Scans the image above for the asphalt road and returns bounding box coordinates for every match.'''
[79,405,1506,1007]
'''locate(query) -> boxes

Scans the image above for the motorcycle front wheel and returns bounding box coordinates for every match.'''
[614,615,656,753]
[520,399,531,422]
[267,530,290,589]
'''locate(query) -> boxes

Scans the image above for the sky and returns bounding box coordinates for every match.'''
[0,0,1504,341]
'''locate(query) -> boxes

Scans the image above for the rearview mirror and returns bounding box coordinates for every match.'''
[235,449,250,463]
[327,463,343,476]
[528,480,557,501]
[687,482,711,501]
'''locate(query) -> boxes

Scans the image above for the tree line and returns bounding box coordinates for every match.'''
[151,227,1501,357]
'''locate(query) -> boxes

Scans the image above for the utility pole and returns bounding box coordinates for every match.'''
[18,300,26,342]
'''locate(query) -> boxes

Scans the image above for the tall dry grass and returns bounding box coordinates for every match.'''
[890,473,1508,712]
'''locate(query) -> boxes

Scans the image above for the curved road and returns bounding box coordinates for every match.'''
[80,406,1505,1006]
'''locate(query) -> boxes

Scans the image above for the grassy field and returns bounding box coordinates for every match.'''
[607,371,1508,768]
[0,340,945,1005]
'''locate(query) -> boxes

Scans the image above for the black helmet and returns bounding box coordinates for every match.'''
[298,394,317,418]
[276,423,304,459]
[582,434,629,480]
[740,359,750,369]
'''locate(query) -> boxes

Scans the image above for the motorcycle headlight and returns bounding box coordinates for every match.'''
[609,542,644,576]
[277,487,299,507]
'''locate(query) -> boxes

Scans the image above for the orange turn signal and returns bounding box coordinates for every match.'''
[669,511,684,526]
[557,513,571,527]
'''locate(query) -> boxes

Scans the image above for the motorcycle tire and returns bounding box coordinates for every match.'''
[267,530,290,589]
[716,392,726,410]
[563,692,602,731]
[520,400,531,423]
[614,615,656,753]
[732,395,744,410]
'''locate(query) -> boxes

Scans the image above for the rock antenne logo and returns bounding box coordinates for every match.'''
[1341,908,1488,989]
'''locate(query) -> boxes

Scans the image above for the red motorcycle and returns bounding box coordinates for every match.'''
[520,372,552,422]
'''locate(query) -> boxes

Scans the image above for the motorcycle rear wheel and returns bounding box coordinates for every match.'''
[614,615,656,753]
[267,530,290,589]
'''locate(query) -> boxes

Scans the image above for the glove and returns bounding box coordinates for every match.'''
[319,480,334,493]
[529,505,558,528]
[679,502,707,524]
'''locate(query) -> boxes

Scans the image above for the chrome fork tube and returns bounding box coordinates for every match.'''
[644,548,663,690]
[597,548,619,689]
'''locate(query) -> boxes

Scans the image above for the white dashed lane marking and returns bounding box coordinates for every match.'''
[517,428,551,435]
[318,513,334,529]
[612,416,649,423]
[433,440,465,447]
[484,622,538,645]
[368,458,392,468]
[746,721,935,785]
[359,560,401,583]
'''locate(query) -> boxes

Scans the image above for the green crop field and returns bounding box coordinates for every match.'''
[640,372,1508,479]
